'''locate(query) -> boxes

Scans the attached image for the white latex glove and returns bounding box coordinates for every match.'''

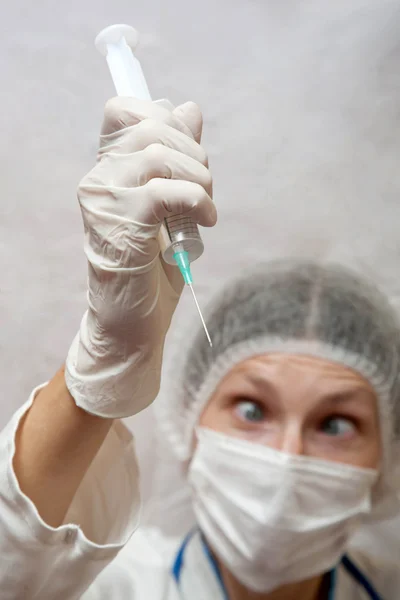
[65,97,216,418]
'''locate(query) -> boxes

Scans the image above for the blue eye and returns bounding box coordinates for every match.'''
[236,401,265,422]
[321,417,355,437]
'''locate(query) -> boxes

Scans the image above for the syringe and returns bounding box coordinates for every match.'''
[95,24,212,347]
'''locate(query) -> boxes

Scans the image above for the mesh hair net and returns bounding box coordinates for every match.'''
[157,259,400,520]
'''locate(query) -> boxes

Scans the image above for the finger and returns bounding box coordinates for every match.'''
[81,179,217,228]
[98,119,208,167]
[134,178,217,227]
[93,144,213,197]
[101,97,195,139]
[78,179,216,234]
[172,102,203,144]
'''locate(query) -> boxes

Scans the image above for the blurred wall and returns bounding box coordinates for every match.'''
[1,0,400,558]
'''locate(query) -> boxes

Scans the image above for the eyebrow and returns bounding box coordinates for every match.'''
[235,373,282,405]
[240,372,278,393]
[318,389,375,409]
[241,373,375,410]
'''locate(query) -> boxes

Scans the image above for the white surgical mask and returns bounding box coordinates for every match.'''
[188,427,378,593]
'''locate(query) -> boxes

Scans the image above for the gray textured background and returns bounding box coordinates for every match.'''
[1,0,400,557]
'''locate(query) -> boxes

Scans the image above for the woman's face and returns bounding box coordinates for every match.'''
[199,354,381,468]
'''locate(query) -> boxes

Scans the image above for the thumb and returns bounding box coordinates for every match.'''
[173,101,203,143]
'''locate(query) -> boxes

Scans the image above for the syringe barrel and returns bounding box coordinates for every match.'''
[159,215,204,265]
[95,25,204,265]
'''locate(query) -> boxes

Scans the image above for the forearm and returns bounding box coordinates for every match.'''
[13,366,114,527]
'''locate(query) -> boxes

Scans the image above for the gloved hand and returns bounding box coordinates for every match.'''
[65,97,216,418]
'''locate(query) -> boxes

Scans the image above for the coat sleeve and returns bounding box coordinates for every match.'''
[0,384,141,600]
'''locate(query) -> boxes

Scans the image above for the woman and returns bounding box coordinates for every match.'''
[0,97,399,599]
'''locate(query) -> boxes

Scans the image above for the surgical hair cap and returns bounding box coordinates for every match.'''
[158,259,400,519]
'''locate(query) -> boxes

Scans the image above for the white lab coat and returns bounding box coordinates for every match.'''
[0,386,398,600]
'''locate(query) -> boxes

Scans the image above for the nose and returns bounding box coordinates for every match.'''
[279,423,304,456]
